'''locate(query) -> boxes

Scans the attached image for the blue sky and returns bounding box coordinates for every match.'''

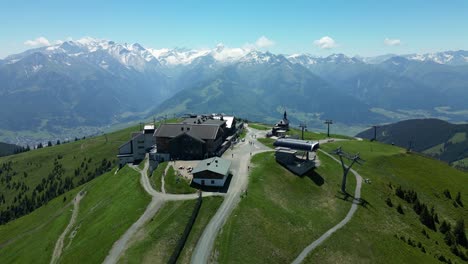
[1,0,468,58]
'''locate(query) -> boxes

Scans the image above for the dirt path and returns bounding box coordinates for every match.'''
[191,127,272,264]
[162,163,170,193]
[103,196,164,264]
[103,156,225,264]
[50,190,86,264]
[291,149,363,264]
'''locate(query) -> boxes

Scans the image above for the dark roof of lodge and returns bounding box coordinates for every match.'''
[182,117,226,126]
[203,119,226,126]
[154,123,221,140]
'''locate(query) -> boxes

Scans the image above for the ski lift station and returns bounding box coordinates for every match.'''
[273,138,320,176]
[273,138,320,152]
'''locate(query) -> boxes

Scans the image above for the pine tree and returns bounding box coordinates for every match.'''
[440,220,451,234]
[56,140,61,145]
[47,141,52,147]
[454,219,467,248]
[456,192,463,207]
[444,189,452,199]
[397,204,404,214]
[413,200,423,215]
[420,206,436,231]
[386,197,393,207]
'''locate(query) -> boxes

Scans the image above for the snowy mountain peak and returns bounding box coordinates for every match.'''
[287,54,319,65]
[403,50,468,65]
[324,53,361,64]
[4,37,468,71]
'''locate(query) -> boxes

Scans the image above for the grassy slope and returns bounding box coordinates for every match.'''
[248,123,271,130]
[306,140,468,263]
[0,166,146,264]
[150,162,168,192]
[119,196,223,264]
[257,138,275,149]
[0,119,181,222]
[59,166,150,264]
[0,189,79,263]
[0,124,139,214]
[356,119,468,164]
[165,165,196,194]
[248,122,353,140]
[214,151,356,263]
[287,128,354,141]
[178,196,224,263]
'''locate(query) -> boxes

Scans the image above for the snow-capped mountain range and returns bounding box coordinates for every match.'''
[4,37,468,71]
[1,37,468,144]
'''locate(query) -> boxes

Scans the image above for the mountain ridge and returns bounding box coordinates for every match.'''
[356,118,468,167]
[2,37,468,144]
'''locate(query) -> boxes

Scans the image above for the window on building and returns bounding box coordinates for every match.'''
[211,180,215,184]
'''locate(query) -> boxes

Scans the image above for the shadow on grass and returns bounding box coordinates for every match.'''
[302,170,325,186]
[190,174,232,194]
[335,191,373,209]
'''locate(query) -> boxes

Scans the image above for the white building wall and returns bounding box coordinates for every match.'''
[192,175,227,187]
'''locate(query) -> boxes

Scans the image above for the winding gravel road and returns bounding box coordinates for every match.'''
[291,149,363,264]
[191,127,272,264]
[103,155,225,264]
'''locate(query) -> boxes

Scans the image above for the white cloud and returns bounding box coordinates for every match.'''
[313,36,337,49]
[242,43,256,50]
[384,38,401,46]
[255,36,275,48]
[24,37,51,47]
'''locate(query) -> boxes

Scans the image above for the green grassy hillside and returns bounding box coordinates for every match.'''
[60,166,150,263]
[164,165,196,194]
[120,196,223,264]
[307,140,468,263]
[0,188,79,263]
[1,119,466,263]
[356,118,468,168]
[0,119,179,224]
[0,125,140,224]
[150,162,168,192]
[0,165,149,264]
[214,151,357,263]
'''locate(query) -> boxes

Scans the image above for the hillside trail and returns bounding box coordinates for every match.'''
[291,149,363,264]
[191,126,272,264]
[190,129,348,263]
[104,155,225,264]
[50,190,86,264]
[162,163,170,193]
